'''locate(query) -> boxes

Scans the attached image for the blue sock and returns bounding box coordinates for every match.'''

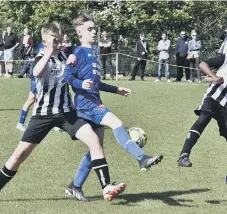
[113,126,145,161]
[73,152,92,188]
[19,109,28,124]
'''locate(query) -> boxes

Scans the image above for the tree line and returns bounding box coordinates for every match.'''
[0,1,226,59]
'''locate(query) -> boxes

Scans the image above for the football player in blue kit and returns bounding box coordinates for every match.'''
[64,13,163,200]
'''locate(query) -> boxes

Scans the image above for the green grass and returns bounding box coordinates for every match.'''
[0,78,227,214]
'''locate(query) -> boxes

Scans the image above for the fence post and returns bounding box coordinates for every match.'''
[116,52,118,81]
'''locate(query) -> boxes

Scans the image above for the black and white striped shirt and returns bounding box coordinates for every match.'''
[32,51,73,116]
[202,54,227,107]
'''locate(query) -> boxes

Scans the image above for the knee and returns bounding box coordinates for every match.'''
[196,113,211,125]
[27,96,35,105]
[111,119,123,129]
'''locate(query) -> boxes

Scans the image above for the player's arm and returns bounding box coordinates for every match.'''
[33,48,52,77]
[64,54,93,89]
[199,54,225,84]
[99,82,131,96]
[33,35,57,77]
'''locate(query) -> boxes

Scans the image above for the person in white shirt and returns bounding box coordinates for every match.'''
[155,33,171,82]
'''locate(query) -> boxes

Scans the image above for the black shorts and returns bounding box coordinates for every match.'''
[21,111,87,144]
[194,96,220,118]
[195,96,227,139]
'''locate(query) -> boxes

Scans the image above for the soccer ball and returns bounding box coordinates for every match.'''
[128,127,147,148]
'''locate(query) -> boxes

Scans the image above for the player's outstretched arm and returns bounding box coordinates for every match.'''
[99,82,131,96]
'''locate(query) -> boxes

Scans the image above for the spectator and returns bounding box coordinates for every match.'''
[60,34,72,57]
[188,30,202,83]
[218,29,227,54]
[174,30,190,82]
[20,28,33,60]
[3,26,19,77]
[99,31,113,80]
[155,32,171,82]
[18,27,33,78]
[0,31,4,76]
[129,32,149,81]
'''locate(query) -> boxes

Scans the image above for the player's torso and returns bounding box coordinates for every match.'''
[75,47,102,106]
[33,53,72,116]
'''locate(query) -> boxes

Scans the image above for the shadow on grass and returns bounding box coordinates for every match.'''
[206,200,227,204]
[0,197,72,202]
[115,188,211,207]
[0,108,20,111]
[0,188,211,207]
[88,188,211,207]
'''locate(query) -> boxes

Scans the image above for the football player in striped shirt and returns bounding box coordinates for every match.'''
[0,22,126,201]
[178,54,227,167]
[64,13,163,200]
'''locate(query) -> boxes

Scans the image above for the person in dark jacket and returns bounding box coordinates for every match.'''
[129,32,149,81]
[174,31,190,82]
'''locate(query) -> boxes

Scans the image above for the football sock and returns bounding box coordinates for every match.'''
[92,158,110,189]
[113,126,145,161]
[19,109,28,125]
[0,165,17,190]
[181,131,200,155]
[180,112,211,155]
[73,152,92,188]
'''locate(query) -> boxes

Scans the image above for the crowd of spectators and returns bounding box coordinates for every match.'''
[0,26,224,82]
[0,27,73,78]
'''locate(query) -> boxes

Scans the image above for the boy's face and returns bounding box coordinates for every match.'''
[77,21,96,44]
[42,31,62,50]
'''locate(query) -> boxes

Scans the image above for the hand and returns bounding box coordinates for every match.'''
[117,87,131,97]
[137,58,141,61]
[66,54,76,66]
[82,79,93,89]
[141,52,145,55]
[213,76,224,84]
[43,35,58,55]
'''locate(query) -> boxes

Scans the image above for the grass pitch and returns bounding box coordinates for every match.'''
[0,77,227,214]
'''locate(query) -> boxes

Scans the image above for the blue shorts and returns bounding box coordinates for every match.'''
[30,80,36,94]
[77,105,110,125]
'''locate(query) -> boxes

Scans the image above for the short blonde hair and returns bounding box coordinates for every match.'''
[41,21,64,39]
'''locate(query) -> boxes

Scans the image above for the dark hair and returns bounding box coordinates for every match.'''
[73,13,93,29]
